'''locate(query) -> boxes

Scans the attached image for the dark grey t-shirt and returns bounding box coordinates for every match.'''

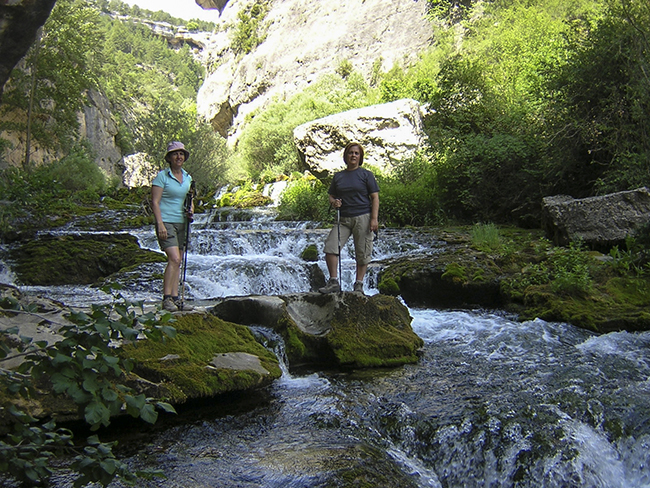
[328,167,380,217]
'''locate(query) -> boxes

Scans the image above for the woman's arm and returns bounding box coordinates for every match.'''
[369,192,379,232]
[151,185,167,239]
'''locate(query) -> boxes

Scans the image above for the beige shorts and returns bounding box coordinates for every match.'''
[158,222,187,251]
[323,213,375,265]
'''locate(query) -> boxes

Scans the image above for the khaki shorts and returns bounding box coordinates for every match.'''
[323,213,375,265]
[158,222,187,251]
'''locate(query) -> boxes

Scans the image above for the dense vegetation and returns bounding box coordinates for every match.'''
[272,0,650,226]
[0,0,227,240]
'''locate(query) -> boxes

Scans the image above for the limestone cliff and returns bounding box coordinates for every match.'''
[197,0,434,144]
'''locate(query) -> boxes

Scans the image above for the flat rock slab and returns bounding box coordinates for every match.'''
[209,352,270,376]
[542,187,650,249]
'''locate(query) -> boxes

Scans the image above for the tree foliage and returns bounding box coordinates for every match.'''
[236,69,380,180]
[544,0,650,195]
[0,0,102,158]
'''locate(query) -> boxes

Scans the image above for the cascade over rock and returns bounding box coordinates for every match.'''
[294,98,428,177]
[197,0,434,143]
[541,187,650,249]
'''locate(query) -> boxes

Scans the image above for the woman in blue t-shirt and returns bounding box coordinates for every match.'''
[319,142,380,295]
[151,141,194,312]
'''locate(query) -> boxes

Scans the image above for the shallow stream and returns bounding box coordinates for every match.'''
[4,208,650,487]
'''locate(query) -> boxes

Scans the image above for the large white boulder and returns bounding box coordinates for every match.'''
[121,152,159,189]
[293,98,428,177]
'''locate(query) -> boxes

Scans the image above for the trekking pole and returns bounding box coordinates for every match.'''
[337,206,342,291]
[180,180,195,311]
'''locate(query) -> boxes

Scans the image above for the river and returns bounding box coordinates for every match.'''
[5,208,650,487]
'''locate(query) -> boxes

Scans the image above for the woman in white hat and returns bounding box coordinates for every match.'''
[151,141,194,311]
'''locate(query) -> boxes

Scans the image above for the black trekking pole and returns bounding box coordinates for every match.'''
[180,180,195,311]
[337,206,342,291]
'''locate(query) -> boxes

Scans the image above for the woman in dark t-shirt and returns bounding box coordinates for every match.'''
[319,142,379,295]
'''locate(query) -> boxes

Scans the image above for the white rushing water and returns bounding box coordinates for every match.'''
[40,308,648,488]
[5,208,650,487]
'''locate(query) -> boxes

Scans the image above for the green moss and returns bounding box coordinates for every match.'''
[378,277,400,296]
[375,225,650,332]
[326,295,423,368]
[605,277,650,306]
[300,244,319,262]
[8,234,166,286]
[121,313,281,403]
[442,262,467,283]
[285,325,307,357]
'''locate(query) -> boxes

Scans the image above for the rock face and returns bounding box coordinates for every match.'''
[121,152,159,188]
[0,0,56,101]
[196,0,229,13]
[209,292,424,368]
[197,0,434,142]
[294,98,428,177]
[79,90,123,178]
[541,187,650,249]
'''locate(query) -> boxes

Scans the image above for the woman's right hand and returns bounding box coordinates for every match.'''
[156,222,167,239]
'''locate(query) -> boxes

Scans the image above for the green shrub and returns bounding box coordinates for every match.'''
[0,284,176,486]
[42,142,106,194]
[471,223,502,252]
[376,153,444,227]
[504,241,595,298]
[230,0,269,55]
[277,178,329,221]
[235,71,379,180]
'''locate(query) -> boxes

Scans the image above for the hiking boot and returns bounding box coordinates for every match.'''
[162,296,178,312]
[319,278,341,294]
[353,281,364,295]
[174,298,194,311]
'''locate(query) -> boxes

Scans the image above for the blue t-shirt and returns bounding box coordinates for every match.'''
[152,168,193,223]
[328,167,380,217]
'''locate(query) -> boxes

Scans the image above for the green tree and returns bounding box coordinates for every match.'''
[543,0,650,195]
[236,70,379,179]
[422,0,606,223]
[0,0,103,163]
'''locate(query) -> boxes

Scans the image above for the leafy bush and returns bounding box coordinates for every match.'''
[505,241,595,298]
[277,178,329,221]
[471,223,502,252]
[543,1,650,196]
[183,122,230,193]
[42,142,107,193]
[230,0,269,55]
[375,153,443,227]
[235,70,379,180]
[0,284,176,486]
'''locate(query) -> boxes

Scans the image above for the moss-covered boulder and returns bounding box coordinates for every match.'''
[121,312,282,404]
[209,292,424,369]
[377,226,650,333]
[6,233,166,285]
[0,287,282,428]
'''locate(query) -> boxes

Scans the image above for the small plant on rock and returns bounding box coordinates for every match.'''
[0,284,177,486]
